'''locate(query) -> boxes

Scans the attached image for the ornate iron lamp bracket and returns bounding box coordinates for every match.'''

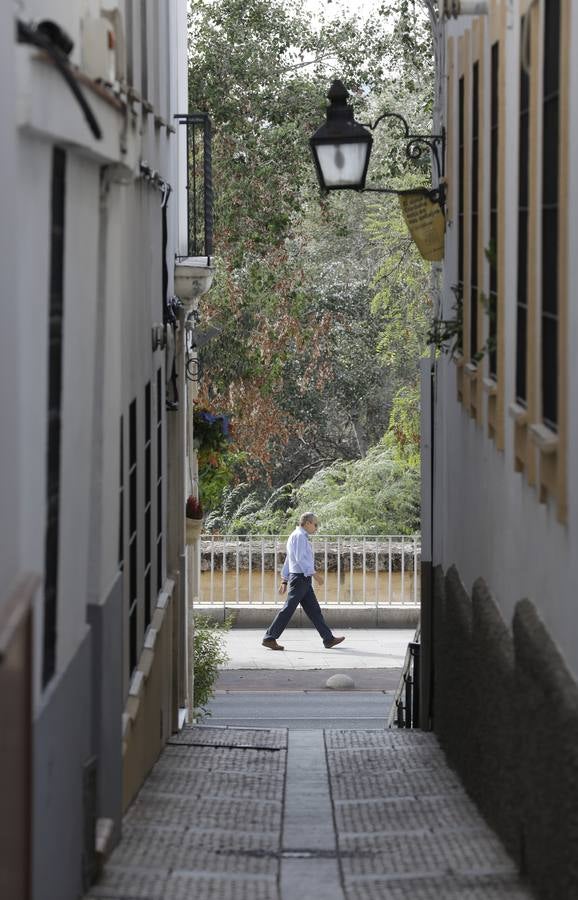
[363,112,445,184]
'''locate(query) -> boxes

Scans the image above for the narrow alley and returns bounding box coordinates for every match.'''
[85,630,533,899]
[85,724,532,900]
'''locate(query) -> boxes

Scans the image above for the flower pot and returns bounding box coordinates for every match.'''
[186,518,203,543]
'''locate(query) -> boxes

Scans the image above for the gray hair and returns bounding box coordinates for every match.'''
[299,511,317,526]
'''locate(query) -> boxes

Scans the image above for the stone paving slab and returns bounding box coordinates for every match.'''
[124,791,284,832]
[330,764,464,801]
[325,730,534,900]
[345,873,534,900]
[87,866,278,900]
[325,729,440,750]
[114,823,279,864]
[87,726,286,900]
[157,744,287,776]
[86,725,534,900]
[168,724,287,749]
[142,765,284,800]
[333,794,488,834]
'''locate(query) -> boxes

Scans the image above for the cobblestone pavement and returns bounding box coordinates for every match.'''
[86,726,534,900]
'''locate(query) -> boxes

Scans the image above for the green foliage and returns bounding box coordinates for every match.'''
[289,443,420,535]
[206,443,419,536]
[193,615,232,713]
[368,182,431,379]
[189,0,434,531]
[204,482,294,535]
[386,384,421,465]
[198,448,248,513]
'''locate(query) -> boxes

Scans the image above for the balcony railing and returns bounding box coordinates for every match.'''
[198,534,421,607]
[175,112,213,263]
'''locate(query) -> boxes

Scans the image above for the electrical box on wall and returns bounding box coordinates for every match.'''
[81,8,125,84]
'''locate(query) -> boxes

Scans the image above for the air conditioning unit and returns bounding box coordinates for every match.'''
[81,8,126,84]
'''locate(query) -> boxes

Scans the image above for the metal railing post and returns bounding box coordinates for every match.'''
[236,535,240,604]
[261,537,265,604]
[409,641,420,728]
[349,537,353,603]
[210,534,214,605]
[337,536,341,604]
[324,538,328,604]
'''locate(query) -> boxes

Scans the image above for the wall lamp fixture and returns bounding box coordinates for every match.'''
[309,80,445,207]
[439,1,488,17]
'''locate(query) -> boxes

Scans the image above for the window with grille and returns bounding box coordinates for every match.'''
[43,147,66,688]
[140,0,148,101]
[489,43,499,378]
[144,381,152,628]
[541,0,560,431]
[516,19,530,406]
[126,0,133,86]
[458,75,465,354]
[156,368,164,593]
[470,61,480,362]
[128,398,138,675]
[118,416,124,571]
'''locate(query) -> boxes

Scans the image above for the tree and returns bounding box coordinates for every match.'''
[189,0,434,531]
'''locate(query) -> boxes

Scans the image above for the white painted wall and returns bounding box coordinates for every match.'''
[435,7,578,678]
[0,0,21,598]
[8,0,185,707]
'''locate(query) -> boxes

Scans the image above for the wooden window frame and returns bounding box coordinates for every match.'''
[511,0,569,523]
[484,0,507,447]
[449,37,466,403]
[457,31,475,409]
[459,23,485,424]
[511,8,532,471]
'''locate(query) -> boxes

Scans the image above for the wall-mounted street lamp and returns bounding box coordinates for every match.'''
[309,80,445,206]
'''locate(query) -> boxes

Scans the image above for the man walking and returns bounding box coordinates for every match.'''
[262,512,345,651]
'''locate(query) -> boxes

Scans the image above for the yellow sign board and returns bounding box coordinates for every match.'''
[398,190,445,261]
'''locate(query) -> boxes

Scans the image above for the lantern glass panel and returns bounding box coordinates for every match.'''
[315,141,369,188]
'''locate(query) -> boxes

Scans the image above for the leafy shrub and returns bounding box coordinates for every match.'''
[289,443,420,535]
[193,615,231,713]
[203,442,420,536]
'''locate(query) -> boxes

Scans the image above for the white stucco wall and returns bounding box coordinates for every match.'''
[0,2,22,599]
[434,7,578,678]
[9,0,185,706]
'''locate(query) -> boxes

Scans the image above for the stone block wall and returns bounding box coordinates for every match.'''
[432,565,578,899]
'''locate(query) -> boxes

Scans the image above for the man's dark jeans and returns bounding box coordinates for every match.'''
[265,574,333,643]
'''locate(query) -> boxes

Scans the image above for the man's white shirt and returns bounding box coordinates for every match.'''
[281,526,315,578]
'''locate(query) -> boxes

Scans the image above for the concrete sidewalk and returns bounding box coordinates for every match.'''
[219,627,415,670]
[86,725,534,900]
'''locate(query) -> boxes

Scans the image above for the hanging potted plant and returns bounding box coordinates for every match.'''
[185,495,204,543]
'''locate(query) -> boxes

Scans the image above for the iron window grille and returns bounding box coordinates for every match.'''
[470,61,480,363]
[541,0,560,432]
[516,18,531,407]
[175,112,213,263]
[43,147,67,688]
[458,76,465,354]
[489,43,499,379]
